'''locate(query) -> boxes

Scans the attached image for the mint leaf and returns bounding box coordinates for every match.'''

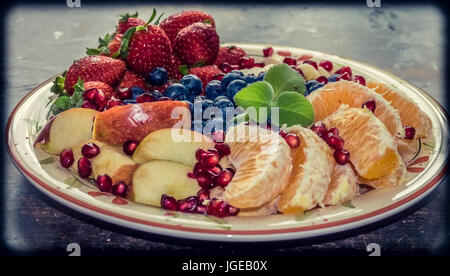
[275,92,314,127]
[264,64,306,97]
[234,81,274,122]
[50,74,66,95]
[53,96,71,111]
[72,77,84,94]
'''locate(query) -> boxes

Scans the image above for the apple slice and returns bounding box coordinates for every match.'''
[71,139,138,185]
[132,128,214,166]
[35,108,98,155]
[130,160,199,207]
[93,101,191,145]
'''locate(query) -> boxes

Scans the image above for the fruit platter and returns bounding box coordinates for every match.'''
[7,10,449,242]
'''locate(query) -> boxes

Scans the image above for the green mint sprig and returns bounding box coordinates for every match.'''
[233,63,314,127]
[51,77,85,115]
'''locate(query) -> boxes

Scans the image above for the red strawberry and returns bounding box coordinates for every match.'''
[167,55,183,80]
[160,11,215,45]
[117,12,146,34]
[118,70,148,91]
[189,65,223,89]
[64,55,126,95]
[86,33,122,57]
[214,46,248,66]
[173,22,219,66]
[105,33,122,57]
[122,24,173,76]
[84,81,116,99]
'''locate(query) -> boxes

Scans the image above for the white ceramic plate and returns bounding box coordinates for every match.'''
[7,44,449,242]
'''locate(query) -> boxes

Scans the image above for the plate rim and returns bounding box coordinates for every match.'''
[6,44,449,242]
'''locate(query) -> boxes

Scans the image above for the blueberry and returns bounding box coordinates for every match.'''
[231,70,244,77]
[148,90,162,100]
[123,99,137,104]
[328,74,339,82]
[202,99,215,111]
[165,83,190,101]
[148,67,168,86]
[305,80,324,96]
[221,73,244,90]
[181,74,203,97]
[194,95,206,102]
[225,79,247,101]
[244,74,258,84]
[130,86,145,99]
[205,80,224,100]
[214,95,230,103]
[257,72,266,81]
[215,98,235,119]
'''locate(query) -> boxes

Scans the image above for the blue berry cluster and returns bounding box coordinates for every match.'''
[304,74,341,96]
[123,87,162,104]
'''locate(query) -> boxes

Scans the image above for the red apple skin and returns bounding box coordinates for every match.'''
[93,101,191,145]
[34,116,55,147]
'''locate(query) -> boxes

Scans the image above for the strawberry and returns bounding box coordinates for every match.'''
[159,11,215,45]
[105,33,122,57]
[188,65,223,89]
[173,22,219,66]
[86,33,122,57]
[83,81,116,99]
[214,46,248,66]
[64,55,126,95]
[167,55,183,80]
[117,12,146,34]
[118,70,148,91]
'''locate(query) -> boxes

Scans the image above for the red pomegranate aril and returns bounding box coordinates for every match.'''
[105,99,122,110]
[178,196,198,213]
[284,133,300,148]
[328,127,339,136]
[81,143,100,158]
[326,133,345,150]
[77,157,92,178]
[208,165,222,177]
[354,75,366,86]
[263,47,274,57]
[211,130,225,143]
[219,62,233,73]
[187,172,195,178]
[158,96,171,101]
[96,174,112,192]
[228,205,240,216]
[404,126,416,140]
[81,101,97,110]
[136,93,157,103]
[254,62,265,68]
[160,194,178,211]
[214,143,231,157]
[283,57,297,66]
[201,152,219,167]
[227,167,236,176]
[117,87,132,100]
[195,148,209,161]
[93,91,108,109]
[212,73,225,81]
[216,169,233,188]
[206,199,229,217]
[279,130,288,138]
[112,181,127,197]
[197,189,210,202]
[83,88,99,102]
[311,122,328,138]
[316,76,328,85]
[303,60,318,70]
[362,100,376,113]
[60,149,74,168]
[334,149,350,165]
[196,204,207,214]
[196,171,215,189]
[295,67,305,77]
[319,60,333,72]
[230,65,240,70]
[123,140,138,156]
[239,57,255,69]
[337,66,352,78]
[193,162,207,176]
[337,72,352,81]
[208,148,220,157]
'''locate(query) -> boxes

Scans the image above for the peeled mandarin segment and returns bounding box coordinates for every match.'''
[223,124,292,209]
[358,154,406,188]
[367,80,432,138]
[306,80,403,136]
[278,126,334,214]
[395,137,420,164]
[323,163,359,206]
[323,105,401,180]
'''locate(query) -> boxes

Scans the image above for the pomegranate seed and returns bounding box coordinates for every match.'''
[337,72,352,81]
[187,172,195,178]
[334,149,350,165]
[295,67,305,77]
[228,205,240,216]
[214,143,231,157]
[93,91,108,110]
[81,143,100,158]
[208,165,222,177]
[196,171,215,189]
[216,169,233,188]
[283,57,297,66]
[316,76,328,85]
[161,194,178,211]
[83,88,99,102]
[328,127,339,136]
[303,60,318,70]
[196,204,207,214]
[211,130,225,143]
[105,99,122,110]
[212,73,225,81]
[362,100,376,113]
[201,152,219,167]
[254,62,265,68]
[354,75,366,86]
[96,174,112,192]
[227,167,236,176]
[193,162,207,177]
[195,149,208,161]
[81,101,97,110]
[219,63,233,73]
[239,57,255,69]
[284,133,300,148]
[117,88,132,100]
[263,47,274,57]
[112,181,127,197]
[230,65,240,70]
[158,96,171,101]
[77,157,92,178]
[404,126,416,140]
[178,196,198,213]
[59,149,74,168]
[136,93,157,103]
[311,122,328,138]
[319,60,333,72]
[123,140,138,156]
[206,199,229,217]
[279,130,288,138]
[197,189,210,202]
[336,66,352,79]
[326,133,345,150]
[208,148,220,158]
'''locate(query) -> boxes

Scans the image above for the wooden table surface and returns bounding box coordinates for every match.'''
[2,3,448,255]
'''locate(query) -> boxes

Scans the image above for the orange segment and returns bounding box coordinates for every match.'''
[323,163,359,206]
[367,80,432,138]
[323,105,401,180]
[278,126,335,214]
[358,154,406,188]
[307,81,403,136]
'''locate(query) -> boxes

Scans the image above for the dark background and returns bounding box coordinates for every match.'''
[0,0,448,256]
